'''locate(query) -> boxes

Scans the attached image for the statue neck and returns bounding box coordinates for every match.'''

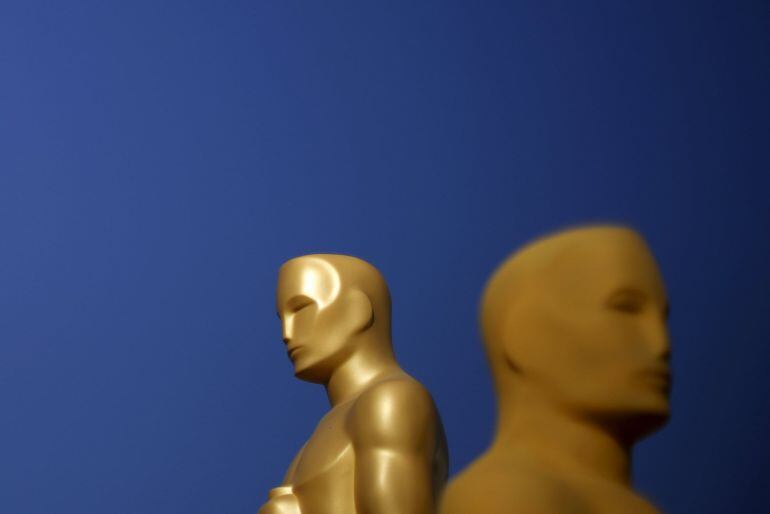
[492,380,633,486]
[325,336,400,407]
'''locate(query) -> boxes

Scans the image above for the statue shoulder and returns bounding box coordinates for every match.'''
[348,375,438,449]
[440,455,586,514]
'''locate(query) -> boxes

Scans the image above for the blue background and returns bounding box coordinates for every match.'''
[2,2,769,513]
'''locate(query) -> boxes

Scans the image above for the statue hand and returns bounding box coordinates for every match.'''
[258,487,301,514]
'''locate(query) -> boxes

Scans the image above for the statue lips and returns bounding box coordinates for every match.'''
[287,345,303,361]
[637,365,671,392]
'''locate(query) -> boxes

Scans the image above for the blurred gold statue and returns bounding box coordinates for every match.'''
[440,226,671,514]
[259,254,448,514]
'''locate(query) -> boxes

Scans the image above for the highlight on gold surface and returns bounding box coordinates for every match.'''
[259,254,448,514]
[440,225,671,514]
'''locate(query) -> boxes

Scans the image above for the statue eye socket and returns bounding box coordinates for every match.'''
[293,302,313,313]
[606,289,645,314]
[288,296,315,313]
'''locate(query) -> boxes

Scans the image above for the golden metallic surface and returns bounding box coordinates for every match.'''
[440,226,670,514]
[259,254,448,514]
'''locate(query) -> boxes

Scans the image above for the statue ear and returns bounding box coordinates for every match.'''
[501,308,523,373]
[502,340,522,373]
[346,288,375,333]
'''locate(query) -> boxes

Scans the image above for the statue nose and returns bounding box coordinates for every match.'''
[648,321,670,361]
[282,317,293,345]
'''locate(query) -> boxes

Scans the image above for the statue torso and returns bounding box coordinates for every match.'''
[570,477,662,514]
[441,453,662,514]
[285,400,357,514]
[280,376,448,514]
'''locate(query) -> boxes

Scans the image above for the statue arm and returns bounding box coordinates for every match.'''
[258,490,300,514]
[350,380,439,514]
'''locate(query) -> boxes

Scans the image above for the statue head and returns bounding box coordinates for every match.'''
[480,225,671,441]
[276,254,392,383]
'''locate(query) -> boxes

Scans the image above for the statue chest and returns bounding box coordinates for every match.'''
[578,481,662,514]
[289,404,354,486]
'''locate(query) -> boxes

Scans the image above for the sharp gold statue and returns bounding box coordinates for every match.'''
[440,226,671,514]
[259,254,448,514]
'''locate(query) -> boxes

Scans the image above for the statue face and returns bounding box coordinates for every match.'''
[276,257,358,382]
[513,231,670,435]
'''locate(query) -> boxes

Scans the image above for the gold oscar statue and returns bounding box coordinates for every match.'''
[259,254,448,514]
[440,226,671,514]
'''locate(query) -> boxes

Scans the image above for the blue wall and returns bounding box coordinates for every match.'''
[2,2,768,513]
